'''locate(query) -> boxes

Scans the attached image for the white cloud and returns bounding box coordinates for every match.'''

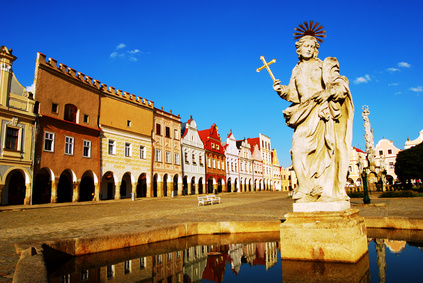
[26,83,34,92]
[110,44,143,62]
[398,62,411,68]
[409,86,423,92]
[354,74,371,84]
[394,91,402,95]
[388,82,399,86]
[116,43,126,50]
[387,67,400,72]
[128,49,141,54]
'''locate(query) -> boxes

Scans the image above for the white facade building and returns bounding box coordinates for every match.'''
[259,133,272,190]
[223,131,240,192]
[375,139,401,183]
[251,144,264,190]
[181,116,206,194]
[404,129,423,149]
[236,139,254,192]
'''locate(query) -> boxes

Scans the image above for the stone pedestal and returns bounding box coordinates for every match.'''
[280,208,368,263]
[281,252,370,282]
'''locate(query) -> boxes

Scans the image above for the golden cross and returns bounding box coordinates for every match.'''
[256,56,277,82]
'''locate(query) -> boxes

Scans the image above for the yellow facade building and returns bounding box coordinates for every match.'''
[0,46,36,205]
[152,107,182,197]
[99,87,154,200]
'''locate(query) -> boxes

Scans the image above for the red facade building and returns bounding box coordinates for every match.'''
[198,124,226,193]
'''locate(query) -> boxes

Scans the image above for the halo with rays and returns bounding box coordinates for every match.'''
[293,21,326,43]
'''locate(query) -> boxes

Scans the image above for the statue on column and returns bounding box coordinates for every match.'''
[362,105,376,172]
[270,21,354,203]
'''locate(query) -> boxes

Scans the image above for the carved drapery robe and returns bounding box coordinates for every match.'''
[280,57,354,202]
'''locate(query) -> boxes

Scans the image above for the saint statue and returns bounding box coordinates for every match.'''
[273,21,354,203]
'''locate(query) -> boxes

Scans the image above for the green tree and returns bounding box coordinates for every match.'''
[395,142,423,184]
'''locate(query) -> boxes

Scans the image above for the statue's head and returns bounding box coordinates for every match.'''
[295,35,320,61]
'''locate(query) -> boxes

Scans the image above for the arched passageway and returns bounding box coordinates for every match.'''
[136,173,147,198]
[173,175,178,196]
[33,168,52,204]
[121,173,132,199]
[153,174,158,197]
[183,176,188,196]
[101,172,115,200]
[217,178,223,193]
[227,178,232,193]
[57,170,73,203]
[2,170,26,205]
[207,177,214,194]
[163,174,168,197]
[191,177,195,195]
[198,178,203,194]
[79,175,94,201]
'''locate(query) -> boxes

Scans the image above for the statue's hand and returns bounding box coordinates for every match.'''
[273,79,282,92]
[312,90,331,103]
[273,80,287,99]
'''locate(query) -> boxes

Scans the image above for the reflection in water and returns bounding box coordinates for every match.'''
[47,231,423,283]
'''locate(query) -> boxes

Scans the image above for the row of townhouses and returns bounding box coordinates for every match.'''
[0,46,294,206]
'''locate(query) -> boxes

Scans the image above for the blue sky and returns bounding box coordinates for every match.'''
[4,0,423,167]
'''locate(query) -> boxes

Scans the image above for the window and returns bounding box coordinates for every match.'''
[165,151,171,163]
[51,103,59,114]
[83,140,91,158]
[389,162,394,169]
[44,132,55,152]
[166,126,170,138]
[64,104,77,123]
[174,153,180,165]
[192,153,196,164]
[139,257,146,270]
[216,144,220,150]
[140,146,146,159]
[199,155,203,165]
[83,114,89,123]
[155,149,162,162]
[65,136,74,155]
[125,143,132,157]
[217,160,220,169]
[213,160,216,168]
[174,129,179,140]
[156,123,161,135]
[208,158,211,168]
[80,270,89,282]
[156,254,163,264]
[127,120,132,127]
[388,149,392,155]
[379,150,383,156]
[108,140,116,155]
[5,127,19,150]
[107,265,115,279]
[124,261,131,274]
[211,143,215,149]
[185,152,189,164]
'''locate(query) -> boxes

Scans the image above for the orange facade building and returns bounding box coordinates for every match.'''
[33,52,154,203]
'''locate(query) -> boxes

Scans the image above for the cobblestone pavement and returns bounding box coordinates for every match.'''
[1,191,423,281]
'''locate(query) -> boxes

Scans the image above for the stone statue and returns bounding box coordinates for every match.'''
[273,22,354,203]
[362,105,376,171]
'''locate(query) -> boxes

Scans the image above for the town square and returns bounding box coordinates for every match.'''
[2,0,423,282]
